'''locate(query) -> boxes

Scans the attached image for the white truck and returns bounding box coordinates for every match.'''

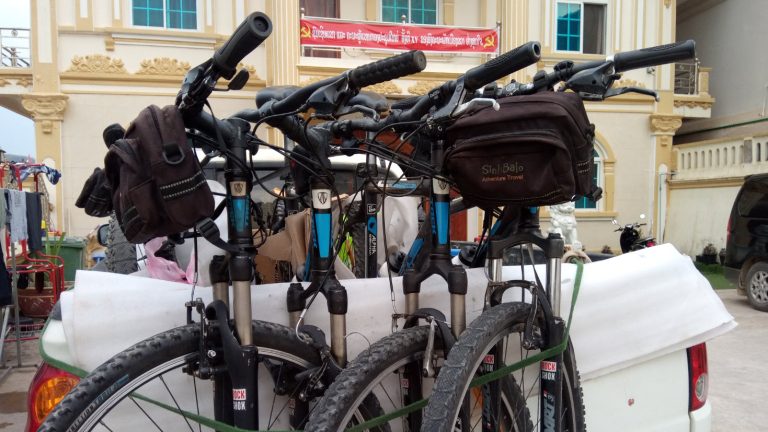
[26,244,732,431]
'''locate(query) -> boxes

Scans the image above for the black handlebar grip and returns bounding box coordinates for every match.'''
[612,39,695,73]
[463,41,541,91]
[348,50,427,90]
[212,12,272,80]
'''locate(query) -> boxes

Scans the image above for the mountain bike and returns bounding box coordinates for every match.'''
[40,12,427,431]
[422,40,697,432]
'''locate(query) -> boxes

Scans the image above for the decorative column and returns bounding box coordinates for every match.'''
[265,0,300,146]
[496,0,528,82]
[30,0,66,229]
[266,0,300,87]
[650,114,682,240]
[698,67,711,97]
[442,0,455,25]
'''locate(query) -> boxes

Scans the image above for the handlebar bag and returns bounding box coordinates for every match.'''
[104,105,214,244]
[445,92,596,210]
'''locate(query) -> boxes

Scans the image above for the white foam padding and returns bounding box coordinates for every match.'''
[61,243,735,380]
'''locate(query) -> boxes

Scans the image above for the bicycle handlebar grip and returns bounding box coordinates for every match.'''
[348,50,427,90]
[212,12,273,79]
[612,39,695,73]
[463,41,541,91]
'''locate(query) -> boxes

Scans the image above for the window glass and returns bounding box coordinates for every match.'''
[556,2,605,54]
[583,3,606,54]
[556,2,581,52]
[382,0,437,25]
[133,0,197,30]
[382,0,409,23]
[738,180,768,218]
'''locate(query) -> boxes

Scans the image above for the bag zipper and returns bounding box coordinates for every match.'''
[452,129,562,148]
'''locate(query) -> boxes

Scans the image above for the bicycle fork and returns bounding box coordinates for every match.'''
[485,215,566,432]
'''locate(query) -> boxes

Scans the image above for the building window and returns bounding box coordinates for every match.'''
[575,149,601,209]
[133,0,197,30]
[382,0,438,25]
[556,1,606,54]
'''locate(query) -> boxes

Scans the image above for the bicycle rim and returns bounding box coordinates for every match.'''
[42,322,323,431]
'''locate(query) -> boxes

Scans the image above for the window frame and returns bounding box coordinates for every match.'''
[575,148,603,212]
[129,0,202,32]
[380,0,441,26]
[554,0,609,55]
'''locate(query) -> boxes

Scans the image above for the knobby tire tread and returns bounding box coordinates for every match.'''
[423,301,586,431]
[40,321,321,432]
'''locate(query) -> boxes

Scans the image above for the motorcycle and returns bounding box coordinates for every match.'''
[613,214,657,253]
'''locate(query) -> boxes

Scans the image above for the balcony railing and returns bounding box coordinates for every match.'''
[0,28,31,68]
[675,133,768,181]
[674,61,698,95]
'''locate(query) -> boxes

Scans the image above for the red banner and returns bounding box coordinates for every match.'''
[300,18,498,53]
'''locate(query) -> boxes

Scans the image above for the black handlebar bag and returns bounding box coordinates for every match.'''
[104,105,214,244]
[445,92,596,210]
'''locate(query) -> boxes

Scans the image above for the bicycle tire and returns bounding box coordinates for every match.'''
[39,321,372,431]
[104,213,137,274]
[423,302,586,432]
[306,325,530,432]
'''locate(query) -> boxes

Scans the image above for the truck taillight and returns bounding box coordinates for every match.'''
[25,363,79,432]
[687,343,708,412]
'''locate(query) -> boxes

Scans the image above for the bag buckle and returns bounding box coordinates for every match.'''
[163,142,186,165]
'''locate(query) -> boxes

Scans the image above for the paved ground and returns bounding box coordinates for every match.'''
[0,337,41,431]
[707,289,768,432]
[0,289,764,431]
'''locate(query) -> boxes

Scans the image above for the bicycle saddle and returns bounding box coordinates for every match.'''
[348,91,389,113]
[256,85,300,107]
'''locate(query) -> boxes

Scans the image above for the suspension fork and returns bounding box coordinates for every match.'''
[207,118,259,429]
[485,208,566,432]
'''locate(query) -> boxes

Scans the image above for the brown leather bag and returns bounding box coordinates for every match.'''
[445,92,597,209]
[104,105,214,244]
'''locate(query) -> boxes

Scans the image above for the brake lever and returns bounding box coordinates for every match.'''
[604,86,660,101]
[451,97,500,118]
[334,104,381,121]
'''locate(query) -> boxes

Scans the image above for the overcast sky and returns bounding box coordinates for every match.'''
[1,0,33,158]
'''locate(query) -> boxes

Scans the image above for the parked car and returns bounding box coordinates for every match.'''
[724,173,768,311]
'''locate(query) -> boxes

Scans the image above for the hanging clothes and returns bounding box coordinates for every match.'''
[19,165,62,185]
[26,192,44,252]
[0,188,6,228]
[7,189,27,242]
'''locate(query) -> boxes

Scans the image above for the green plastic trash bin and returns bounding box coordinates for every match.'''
[43,238,86,282]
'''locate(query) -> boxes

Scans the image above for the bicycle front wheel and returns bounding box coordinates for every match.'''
[306,325,531,432]
[41,321,323,431]
[423,302,586,432]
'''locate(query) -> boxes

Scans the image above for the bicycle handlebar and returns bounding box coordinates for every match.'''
[463,41,541,91]
[212,12,272,79]
[612,40,695,73]
[348,50,427,89]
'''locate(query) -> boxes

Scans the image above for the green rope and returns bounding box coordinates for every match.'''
[131,392,292,432]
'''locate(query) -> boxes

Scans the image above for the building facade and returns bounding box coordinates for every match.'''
[667,0,767,256]
[0,0,712,252]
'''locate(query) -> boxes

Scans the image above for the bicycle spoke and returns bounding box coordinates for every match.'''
[97,420,116,432]
[128,396,164,431]
[160,376,195,432]
[192,376,202,432]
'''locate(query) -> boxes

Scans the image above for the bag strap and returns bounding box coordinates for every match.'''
[195,218,256,256]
